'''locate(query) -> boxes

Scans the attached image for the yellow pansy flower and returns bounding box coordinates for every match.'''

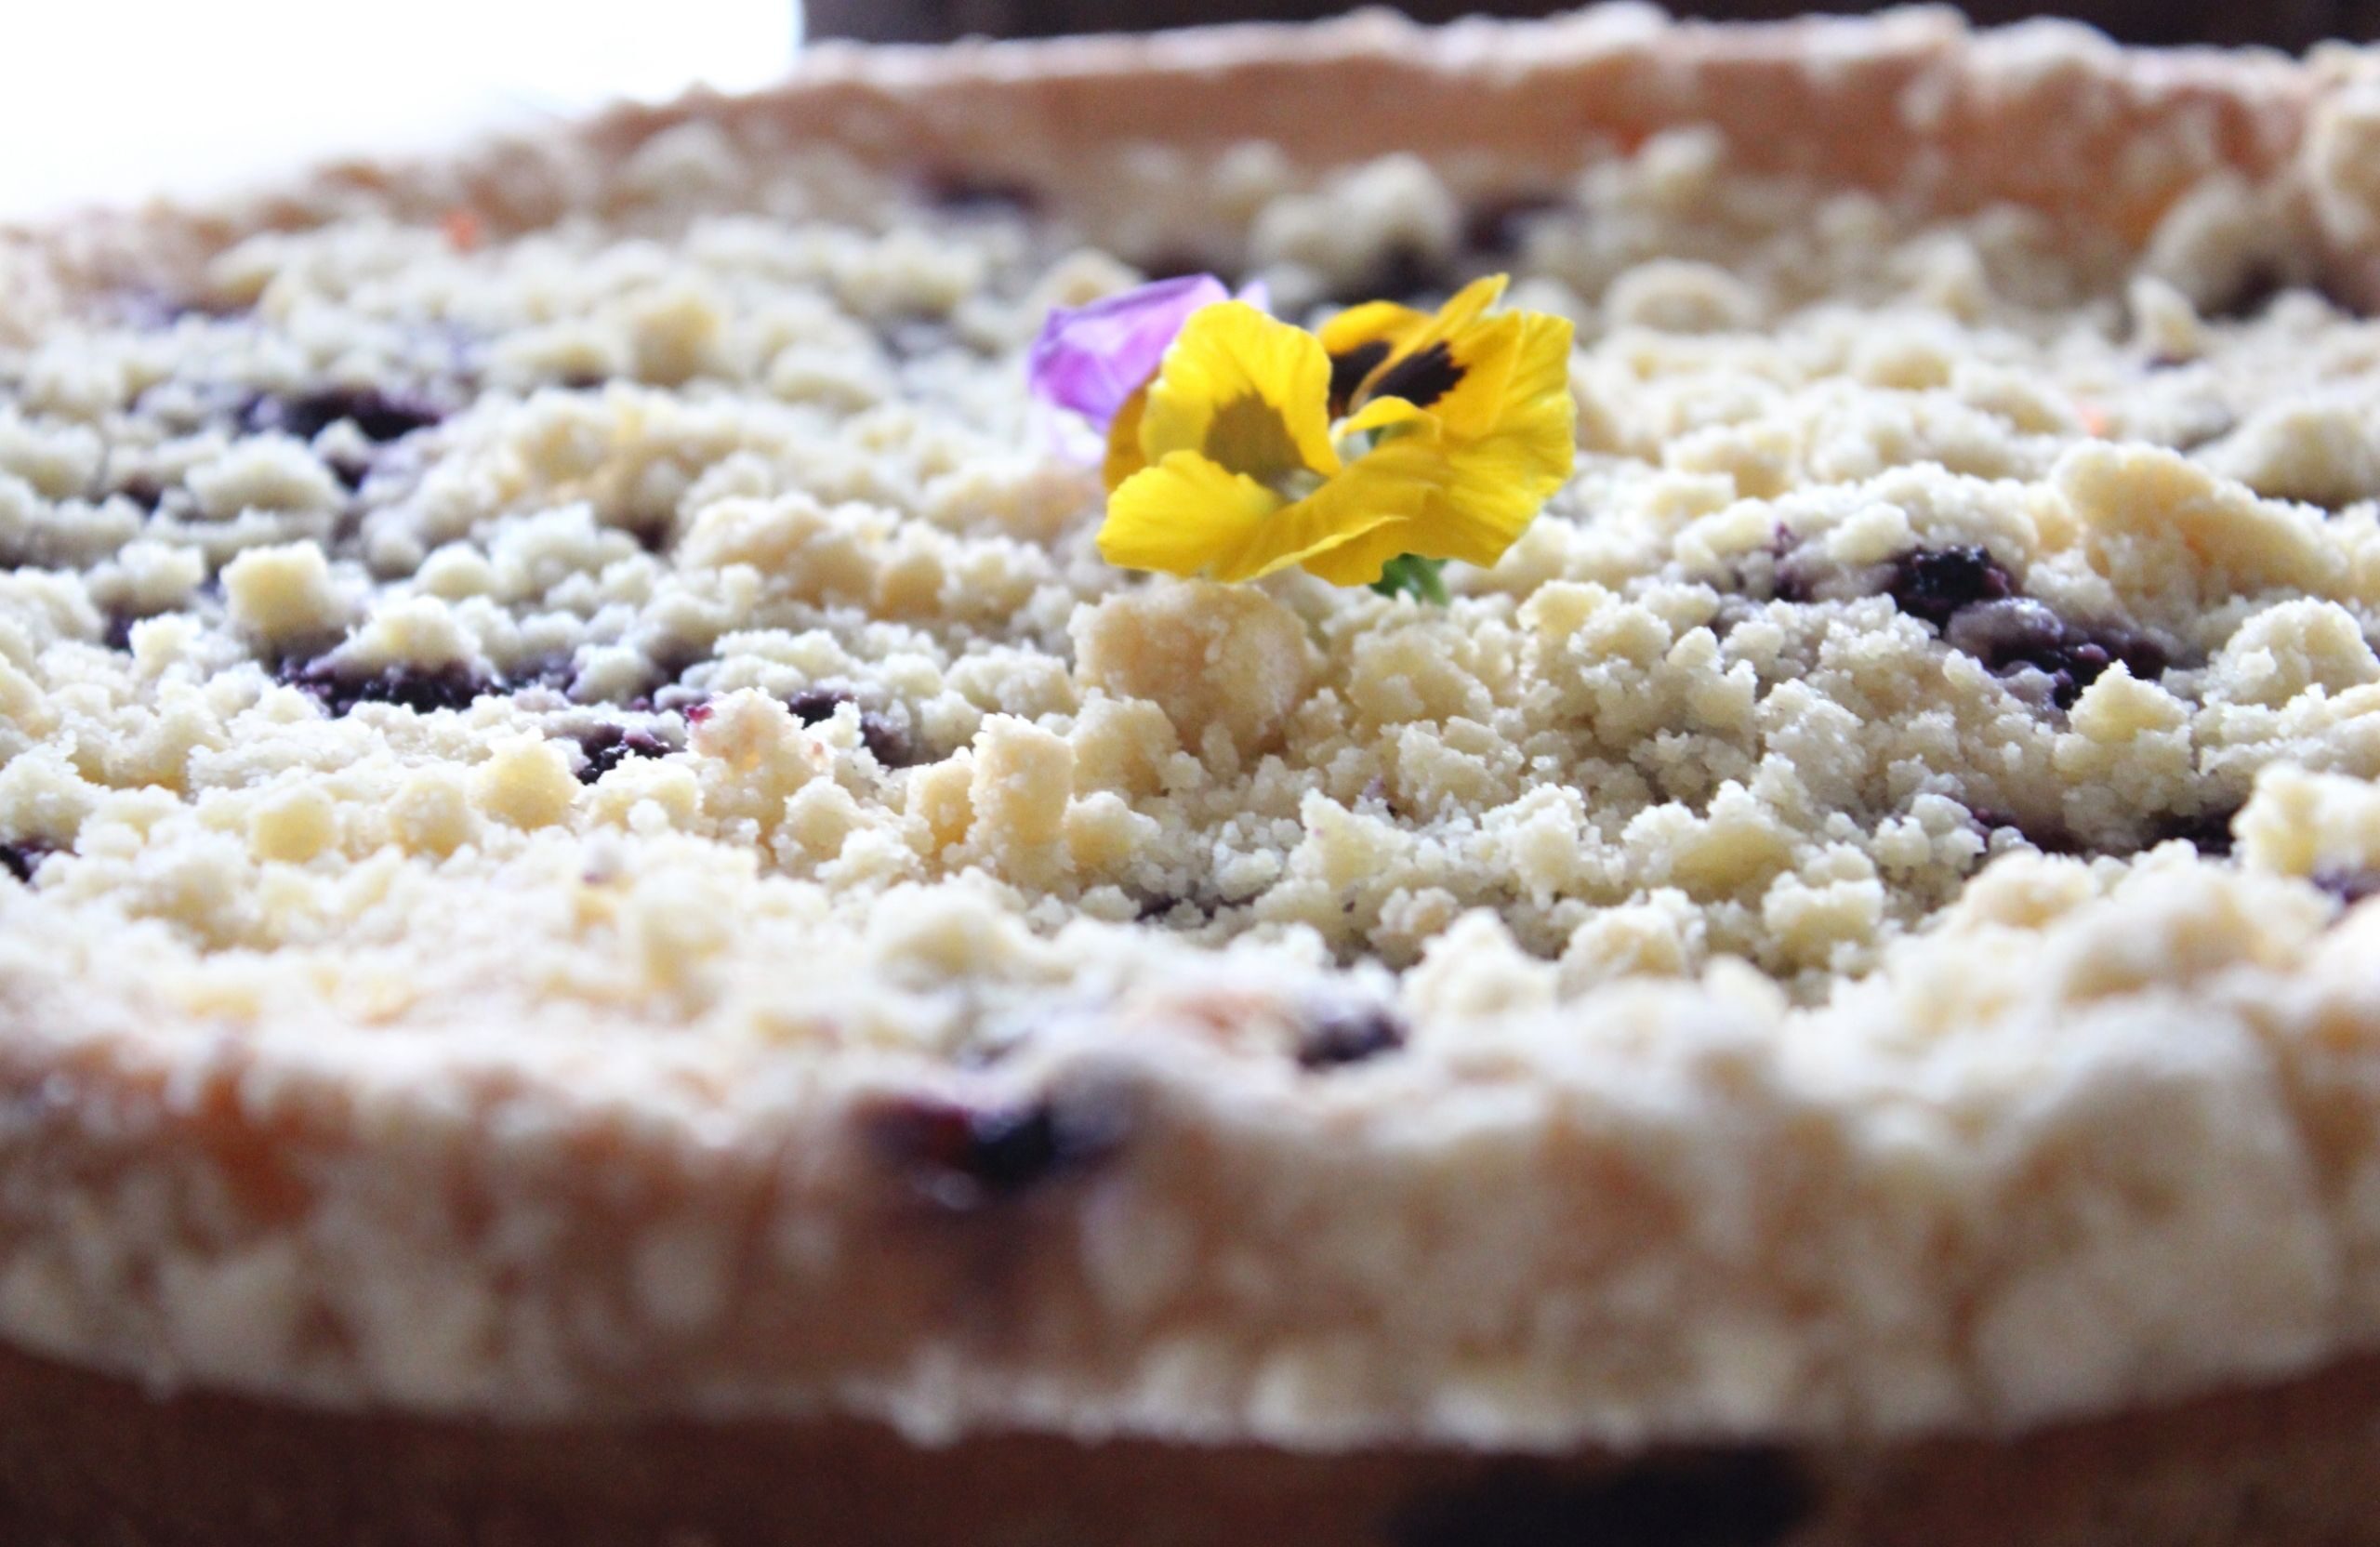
[1094,275,1576,597]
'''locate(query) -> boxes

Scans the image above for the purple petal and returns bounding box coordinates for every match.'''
[1027,274,1230,430]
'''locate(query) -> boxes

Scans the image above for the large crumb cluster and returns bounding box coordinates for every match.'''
[5,125,2380,1052]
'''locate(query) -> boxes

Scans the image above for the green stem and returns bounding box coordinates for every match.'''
[1369,554,1450,605]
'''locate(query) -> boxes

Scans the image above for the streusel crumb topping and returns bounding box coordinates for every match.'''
[6,126,2376,1043]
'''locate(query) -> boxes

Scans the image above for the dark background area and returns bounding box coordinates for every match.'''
[811,1,2380,49]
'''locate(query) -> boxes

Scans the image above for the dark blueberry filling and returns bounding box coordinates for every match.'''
[0,840,54,885]
[113,477,166,512]
[2314,869,2380,907]
[279,658,491,718]
[862,1092,1126,1211]
[2150,804,2241,858]
[245,388,444,444]
[575,727,671,785]
[1296,1004,1408,1070]
[787,688,918,768]
[1462,194,1562,258]
[1940,599,2170,709]
[1885,545,2015,630]
[1330,243,1455,308]
[921,173,1041,216]
[1391,1451,1818,1547]
[788,688,856,725]
[859,714,919,768]
[1968,807,2082,857]
[1138,251,1243,288]
[2204,263,2289,324]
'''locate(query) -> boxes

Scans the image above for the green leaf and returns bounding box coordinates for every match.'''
[1368,553,1450,605]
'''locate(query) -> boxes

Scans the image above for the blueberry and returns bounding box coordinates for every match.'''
[1942,600,2168,709]
[1968,807,2082,857]
[2315,869,2380,907]
[922,173,1040,215]
[1462,194,1561,257]
[280,658,489,717]
[245,389,443,444]
[2205,263,2288,324]
[859,714,919,769]
[1,840,53,884]
[786,688,854,725]
[861,1092,1126,1212]
[575,726,671,785]
[1887,545,2016,630]
[787,689,918,768]
[1329,243,1454,308]
[2151,805,2241,858]
[1296,1004,1408,1070]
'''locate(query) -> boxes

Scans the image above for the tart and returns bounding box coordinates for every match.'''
[7,7,2380,1542]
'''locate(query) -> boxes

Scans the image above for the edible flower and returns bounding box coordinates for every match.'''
[1053,274,1575,602]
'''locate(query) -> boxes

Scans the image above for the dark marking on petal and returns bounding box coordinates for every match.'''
[1329,339,1393,417]
[1391,1450,1818,1547]
[1366,341,1464,412]
[862,1092,1126,1212]
[1296,1004,1408,1070]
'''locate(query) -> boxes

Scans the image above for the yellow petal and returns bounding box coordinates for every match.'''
[1139,302,1339,484]
[1436,273,1511,331]
[1304,305,1576,587]
[1101,449,1415,584]
[1099,452,1284,577]
[1298,518,1417,588]
[1339,394,1435,440]
[1215,451,1423,583]
[1317,299,1432,360]
[1290,438,1448,587]
[1102,382,1152,492]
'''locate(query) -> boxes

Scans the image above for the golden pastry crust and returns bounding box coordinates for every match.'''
[3,4,2380,1485]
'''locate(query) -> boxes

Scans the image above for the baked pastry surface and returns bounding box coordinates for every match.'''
[7,7,2380,1508]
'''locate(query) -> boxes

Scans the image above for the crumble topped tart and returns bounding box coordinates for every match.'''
[7,9,2380,1537]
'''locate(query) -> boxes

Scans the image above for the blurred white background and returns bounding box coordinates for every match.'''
[0,0,803,220]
